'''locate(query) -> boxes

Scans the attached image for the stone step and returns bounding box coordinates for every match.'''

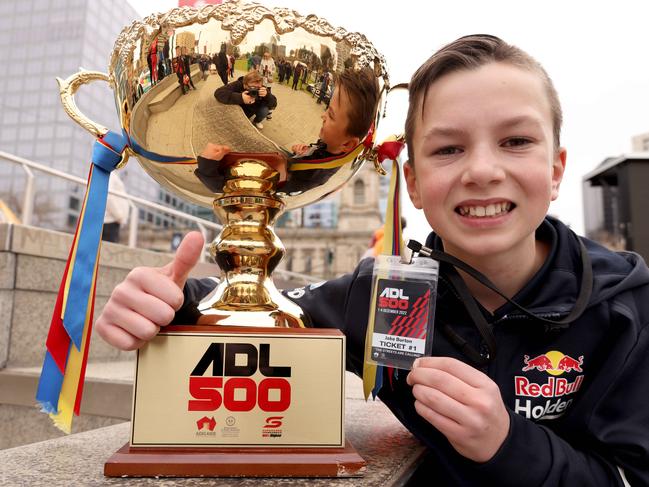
[0,361,134,419]
[0,361,134,450]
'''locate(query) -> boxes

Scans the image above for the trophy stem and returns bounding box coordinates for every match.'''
[197,155,307,327]
[211,194,284,309]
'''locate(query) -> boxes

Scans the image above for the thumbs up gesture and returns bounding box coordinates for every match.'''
[96,232,205,351]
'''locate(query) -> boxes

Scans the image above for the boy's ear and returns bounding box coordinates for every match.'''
[403,161,423,209]
[551,148,567,201]
[340,136,360,153]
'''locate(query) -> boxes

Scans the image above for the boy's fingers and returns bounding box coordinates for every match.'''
[410,356,486,388]
[163,231,205,288]
[123,268,184,311]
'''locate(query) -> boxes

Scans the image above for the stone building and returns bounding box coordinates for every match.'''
[276,163,384,279]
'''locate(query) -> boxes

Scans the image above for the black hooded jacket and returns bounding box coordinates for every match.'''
[178,217,649,485]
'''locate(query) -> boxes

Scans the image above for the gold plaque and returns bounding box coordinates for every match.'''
[132,327,345,448]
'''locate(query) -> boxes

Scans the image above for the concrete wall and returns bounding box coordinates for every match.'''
[0,223,220,449]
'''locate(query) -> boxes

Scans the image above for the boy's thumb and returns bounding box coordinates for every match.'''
[166,231,205,288]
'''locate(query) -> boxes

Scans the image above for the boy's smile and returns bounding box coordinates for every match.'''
[405,62,566,264]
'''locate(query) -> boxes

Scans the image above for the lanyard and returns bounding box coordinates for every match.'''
[407,234,593,365]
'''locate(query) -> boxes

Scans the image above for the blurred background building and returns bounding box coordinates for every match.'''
[0,0,209,245]
[583,133,649,261]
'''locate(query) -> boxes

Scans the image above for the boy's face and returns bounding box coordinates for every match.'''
[319,86,358,155]
[404,62,566,261]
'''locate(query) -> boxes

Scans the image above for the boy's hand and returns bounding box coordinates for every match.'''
[242,91,255,104]
[406,357,510,463]
[258,87,268,98]
[96,232,205,351]
[291,143,309,155]
[199,143,231,161]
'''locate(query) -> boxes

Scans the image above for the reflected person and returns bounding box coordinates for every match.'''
[282,68,379,193]
[214,70,277,129]
[215,43,228,85]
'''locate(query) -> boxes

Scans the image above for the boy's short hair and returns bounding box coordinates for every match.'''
[243,70,263,85]
[405,34,563,165]
[336,68,380,139]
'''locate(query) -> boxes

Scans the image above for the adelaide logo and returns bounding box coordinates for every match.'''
[196,416,216,431]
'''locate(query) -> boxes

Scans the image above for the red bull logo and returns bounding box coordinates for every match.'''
[522,351,583,375]
[514,350,585,421]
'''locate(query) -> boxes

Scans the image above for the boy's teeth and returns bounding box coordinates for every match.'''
[458,202,512,217]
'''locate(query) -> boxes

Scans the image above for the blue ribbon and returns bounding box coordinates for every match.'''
[36,351,68,413]
[124,131,193,164]
[62,131,127,349]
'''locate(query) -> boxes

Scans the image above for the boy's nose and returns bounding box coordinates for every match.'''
[460,147,506,187]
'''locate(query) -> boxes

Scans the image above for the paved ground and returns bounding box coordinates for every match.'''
[146,69,325,157]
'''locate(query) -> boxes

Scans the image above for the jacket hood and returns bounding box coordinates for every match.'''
[424,216,649,319]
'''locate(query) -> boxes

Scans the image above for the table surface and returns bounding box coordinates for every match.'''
[0,374,425,486]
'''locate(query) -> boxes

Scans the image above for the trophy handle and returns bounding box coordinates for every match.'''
[56,70,111,138]
[57,69,130,168]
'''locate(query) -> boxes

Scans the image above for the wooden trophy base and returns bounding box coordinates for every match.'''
[107,326,364,478]
[104,441,367,477]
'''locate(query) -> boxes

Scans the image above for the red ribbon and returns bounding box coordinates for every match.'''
[377,140,405,163]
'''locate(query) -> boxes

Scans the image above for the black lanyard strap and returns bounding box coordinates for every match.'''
[444,268,498,361]
[408,234,593,330]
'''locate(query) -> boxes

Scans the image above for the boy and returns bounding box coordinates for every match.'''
[214,70,277,129]
[290,68,377,159]
[96,35,649,485]
[281,67,378,194]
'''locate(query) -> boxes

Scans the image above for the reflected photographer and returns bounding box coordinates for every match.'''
[214,70,277,129]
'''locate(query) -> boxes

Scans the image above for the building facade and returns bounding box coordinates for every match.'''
[632,132,649,152]
[0,0,163,232]
[583,153,649,260]
[277,162,385,279]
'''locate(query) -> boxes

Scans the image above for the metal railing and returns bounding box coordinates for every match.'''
[0,150,320,283]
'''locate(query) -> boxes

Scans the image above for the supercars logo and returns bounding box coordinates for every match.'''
[514,350,585,421]
[262,416,284,438]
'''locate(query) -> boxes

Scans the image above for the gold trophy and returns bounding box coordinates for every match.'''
[57,0,390,477]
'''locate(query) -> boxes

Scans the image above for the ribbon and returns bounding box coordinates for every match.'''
[35,128,196,432]
[288,143,365,171]
[362,139,406,400]
[36,130,128,433]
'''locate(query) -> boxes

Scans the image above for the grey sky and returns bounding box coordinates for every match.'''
[129,0,649,241]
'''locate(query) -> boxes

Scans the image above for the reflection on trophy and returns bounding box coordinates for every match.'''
[53,0,390,478]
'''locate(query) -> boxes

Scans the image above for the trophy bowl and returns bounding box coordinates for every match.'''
[58,0,390,327]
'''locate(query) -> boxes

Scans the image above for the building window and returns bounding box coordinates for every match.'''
[304,251,313,274]
[354,180,365,205]
[68,196,80,211]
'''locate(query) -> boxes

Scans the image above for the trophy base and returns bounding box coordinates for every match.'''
[104,441,367,477]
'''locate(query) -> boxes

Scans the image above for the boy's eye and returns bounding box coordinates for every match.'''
[434,146,462,156]
[502,137,532,147]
